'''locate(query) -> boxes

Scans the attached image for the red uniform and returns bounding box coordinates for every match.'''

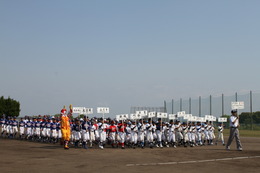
[109,125,117,133]
[118,123,126,132]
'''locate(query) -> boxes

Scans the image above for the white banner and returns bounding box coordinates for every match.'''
[177,111,186,117]
[231,102,244,110]
[97,107,109,114]
[148,112,156,118]
[218,117,227,122]
[168,114,177,120]
[157,112,168,118]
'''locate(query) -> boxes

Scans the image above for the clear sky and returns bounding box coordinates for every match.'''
[1,0,260,117]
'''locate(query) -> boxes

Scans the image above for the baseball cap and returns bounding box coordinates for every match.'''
[231,110,237,113]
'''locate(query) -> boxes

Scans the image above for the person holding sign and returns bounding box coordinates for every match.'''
[215,123,225,146]
[226,110,243,151]
[118,120,126,149]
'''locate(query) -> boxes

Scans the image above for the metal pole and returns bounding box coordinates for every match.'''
[189,97,191,114]
[199,96,201,117]
[172,99,174,114]
[222,94,224,117]
[250,90,253,130]
[210,95,212,115]
[180,98,182,111]
[235,92,238,113]
[164,100,167,113]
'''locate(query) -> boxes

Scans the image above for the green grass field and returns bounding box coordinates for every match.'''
[223,129,260,137]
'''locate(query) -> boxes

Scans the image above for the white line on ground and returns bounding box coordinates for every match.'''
[232,157,249,160]
[197,159,215,163]
[215,158,233,161]
[126,156,260,167]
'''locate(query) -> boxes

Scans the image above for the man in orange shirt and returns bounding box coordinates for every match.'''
[60,105,72,149]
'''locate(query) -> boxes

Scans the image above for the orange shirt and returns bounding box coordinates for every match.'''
[61,115,70,130]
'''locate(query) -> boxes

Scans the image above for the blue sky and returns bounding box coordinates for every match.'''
[1,0,260,117]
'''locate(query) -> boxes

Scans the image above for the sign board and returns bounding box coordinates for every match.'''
[135,110,148,116]
[218,117,227,122]
[116,114,129,121]
[148,112,156,118]
[183,114,192,120]
[177,111,186,117]
[231,102,244,110]
[168,114,177,120]
[73,107,82,114]
[130,114,137,120]
[157,112,168,118]
[189,116,197,122]
[97,107,109,114]
[195,117,206,122]
[205,115,213,121]
[131,114,143,120]
[200,117,206,122]
[82,108,93,114]
[205,115,216,121]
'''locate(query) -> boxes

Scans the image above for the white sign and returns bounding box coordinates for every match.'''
[116,114,129,121]
[231,102,244,110]
[183,114,192,120]
[97,107,109,114]
[82,108,93,114]
[168,114,177,120]
[148,112,156,118]
[189,116,197,122]
[195,117,206,122]
[73,107,84,114]
[130,114,137,120]
[177,111,186,117]
[135,110,148,116]
[218,117,227,122]
[205,115,213,121]
[201,117,206,122]
[157,112,168,118]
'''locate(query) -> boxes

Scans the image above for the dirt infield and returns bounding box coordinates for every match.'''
[0,137,260,173]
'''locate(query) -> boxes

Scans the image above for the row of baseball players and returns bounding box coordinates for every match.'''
[0,116,225,149]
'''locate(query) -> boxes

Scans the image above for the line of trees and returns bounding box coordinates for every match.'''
[239,112,260,124]
[0,96,20,117]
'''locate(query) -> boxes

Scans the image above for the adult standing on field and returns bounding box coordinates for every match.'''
[226,110,243,151]
[60,105,73,149]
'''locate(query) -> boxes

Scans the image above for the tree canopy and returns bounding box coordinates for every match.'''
[0,96,20,117]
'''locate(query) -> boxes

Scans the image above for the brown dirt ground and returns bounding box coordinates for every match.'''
[0,137,260,173]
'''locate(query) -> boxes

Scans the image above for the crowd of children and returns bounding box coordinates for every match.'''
[0,115,226,149]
